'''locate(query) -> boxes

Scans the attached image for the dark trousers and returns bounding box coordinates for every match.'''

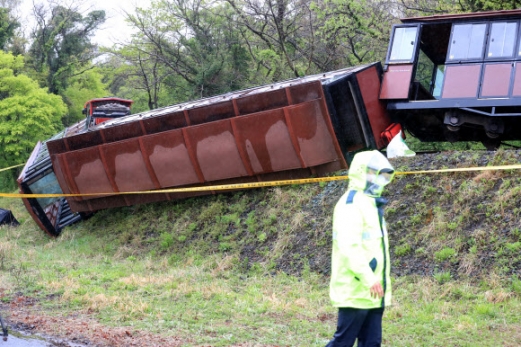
[325,307,384,347]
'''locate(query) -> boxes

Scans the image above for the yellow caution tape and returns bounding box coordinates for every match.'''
[0,163,24,173]
[1,164,520,199]
[0,176,348,198]
[398,163,521,175]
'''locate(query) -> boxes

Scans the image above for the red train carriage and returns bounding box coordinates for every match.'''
[382,9,521,148]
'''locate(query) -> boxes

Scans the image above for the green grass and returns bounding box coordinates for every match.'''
[2,149,521,346]
[386,277,521,346]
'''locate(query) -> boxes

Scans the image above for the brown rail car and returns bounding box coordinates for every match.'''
[21,8,521,237]
[18,63,394,236]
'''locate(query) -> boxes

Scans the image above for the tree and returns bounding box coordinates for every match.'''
[313,0,399,68]
[61,68,108,125]
[105,44,173,112]
[124,0,251,100]
[399,0,521,16]
[0,51,66,173]
[0,6,20,51]
[27,2,105,95]
[225,0,320,79]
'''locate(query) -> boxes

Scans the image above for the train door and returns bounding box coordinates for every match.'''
[380,25,419,99]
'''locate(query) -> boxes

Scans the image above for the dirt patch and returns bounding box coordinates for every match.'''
[4,299,185,347]
[3,294,289,347]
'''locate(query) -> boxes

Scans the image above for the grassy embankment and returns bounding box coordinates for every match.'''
[0,148,521,346]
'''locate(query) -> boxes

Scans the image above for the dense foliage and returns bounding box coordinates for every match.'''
[0,51,66,181]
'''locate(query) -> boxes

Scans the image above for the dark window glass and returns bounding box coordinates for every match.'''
[487,22,517,59]
[29,171,62,208]
[448,23,487,60]
[389,27,418,61]
[415,50,435,92]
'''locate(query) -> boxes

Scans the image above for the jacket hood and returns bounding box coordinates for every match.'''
[347,150,395,197]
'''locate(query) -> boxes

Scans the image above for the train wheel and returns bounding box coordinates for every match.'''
[481,137,501,151]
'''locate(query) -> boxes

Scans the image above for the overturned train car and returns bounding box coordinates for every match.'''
[18,63,394,236]
[21,8,521,236]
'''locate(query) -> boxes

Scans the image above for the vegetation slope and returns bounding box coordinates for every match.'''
[0,148,521,346]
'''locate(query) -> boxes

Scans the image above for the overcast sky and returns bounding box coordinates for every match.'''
[19,0,152,46]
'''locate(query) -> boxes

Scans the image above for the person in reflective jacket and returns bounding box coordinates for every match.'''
[325,150,395,347]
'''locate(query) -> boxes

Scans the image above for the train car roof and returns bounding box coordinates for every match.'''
[94,63,375,130]
[401,8,521,23]
[85,97,134,105]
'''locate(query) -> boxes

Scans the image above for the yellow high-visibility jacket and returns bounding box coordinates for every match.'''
[329,150,394,309]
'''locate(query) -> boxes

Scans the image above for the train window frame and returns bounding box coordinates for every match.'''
[512,23,520,60]
[386,25,420,63]
[414,50,436,94]
[486,20,518,60]
[447,22,488,62]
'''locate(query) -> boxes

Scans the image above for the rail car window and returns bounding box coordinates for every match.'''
[28,172,62,209]
[487,21,517,59]
[389,26,418,62]
[448,23,487,61]
[432,65,445,99]
[415,50,435,93]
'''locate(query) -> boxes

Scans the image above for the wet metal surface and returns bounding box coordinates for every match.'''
[49,80,348,213]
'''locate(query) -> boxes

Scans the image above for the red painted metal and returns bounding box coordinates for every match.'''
[357,66,393,149]
[380,64,413,99]
[442,64,482,99]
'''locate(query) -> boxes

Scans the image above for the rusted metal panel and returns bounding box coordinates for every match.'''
[288,82,322,104]
[141,111,187,133]
[380,64,413,99]
[64,131,104,153]
[102,122,144,143]
[140,129,200,187]
[235,89,288,115]
[442,64,482,99]
[480,63,513,98]
[285,100,338,167]
[100,139,156,193]
[356,66,391,149]
[59,147,114,199]
[40,64,380,218]
[51,89,346,213]
[232,108,301,174]
[184,120,249,182]
[46,138,68,155]
[187,100,235,125]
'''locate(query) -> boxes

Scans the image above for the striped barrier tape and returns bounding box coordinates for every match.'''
[1,163,521,199]
[0,163,24,173]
